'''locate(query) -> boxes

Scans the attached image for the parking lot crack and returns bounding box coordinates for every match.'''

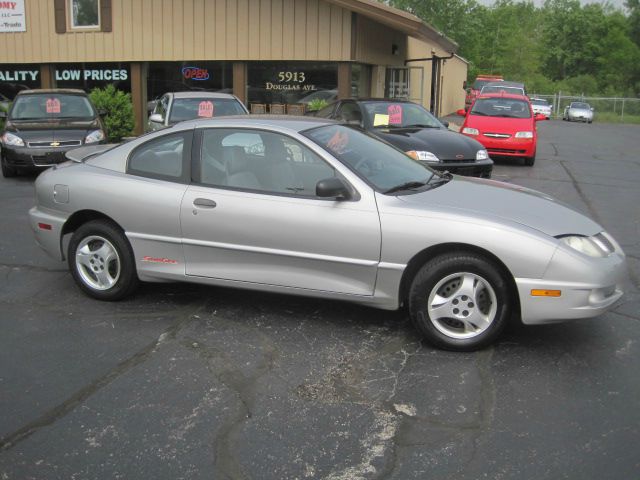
[0,305,202,452]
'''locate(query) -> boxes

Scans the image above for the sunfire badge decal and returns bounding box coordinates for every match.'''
[142,256,178,264]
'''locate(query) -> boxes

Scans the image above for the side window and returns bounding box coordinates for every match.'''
[314,103,337,119]
[336,103,362,124]
[129,132,187,180]
[199,129,336,197]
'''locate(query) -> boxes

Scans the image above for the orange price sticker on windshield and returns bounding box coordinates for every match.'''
[388,104,403,125]
[197,101,214,118]
[46,98,61,114]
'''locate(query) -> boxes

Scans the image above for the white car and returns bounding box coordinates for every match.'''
[530,98,552,119]
[563,102,594,123]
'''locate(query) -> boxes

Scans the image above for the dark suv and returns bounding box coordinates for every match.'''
[0,89,107,177]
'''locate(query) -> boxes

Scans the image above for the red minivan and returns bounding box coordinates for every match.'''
[457,93,547,167]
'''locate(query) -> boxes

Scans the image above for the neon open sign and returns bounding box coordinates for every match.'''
[181,66,210,81]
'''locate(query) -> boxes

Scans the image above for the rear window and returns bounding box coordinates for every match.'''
[169,98,246,123]
[10,94,95,120]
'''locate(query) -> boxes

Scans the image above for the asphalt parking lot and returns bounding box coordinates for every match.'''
[1,120,639,479]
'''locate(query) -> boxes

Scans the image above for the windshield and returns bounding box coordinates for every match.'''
[10,94,95,120]
[303,124,435,192]
[362,102,443,129]
[470,98,531,119]
[571,102,590,109]
[472,79,500,90]
[169,98,246,123]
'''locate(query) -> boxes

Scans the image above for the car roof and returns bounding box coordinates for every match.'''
[484,81,525,88]
[178,114,338,133]
[17,88,88,96]
[477,92,530,101]
[170,91,239,100]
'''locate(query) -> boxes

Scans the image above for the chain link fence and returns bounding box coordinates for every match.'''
[529,93,640,122]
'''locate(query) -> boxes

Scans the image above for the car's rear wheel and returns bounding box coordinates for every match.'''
[408,253,512,351]
[1,157,17,178]
[68,220,139,300]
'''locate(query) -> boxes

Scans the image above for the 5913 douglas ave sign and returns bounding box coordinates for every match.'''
[0,0,26,33]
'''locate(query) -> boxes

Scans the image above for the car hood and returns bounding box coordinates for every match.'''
[569,108,592,114]
[5,118,99,142]
[396,176,601,237]
[464,115,534,134]
[372,127,483,160]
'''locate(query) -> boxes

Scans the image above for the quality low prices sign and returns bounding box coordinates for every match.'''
[0,1,26,32]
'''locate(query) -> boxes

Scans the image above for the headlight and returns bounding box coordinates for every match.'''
[462,127,479,135]
[405,150,440,162]
[85,129,105,144]
[1,132,25,147]
[515,131,534,138]
[476,149,489,160]
[560,235,613,258]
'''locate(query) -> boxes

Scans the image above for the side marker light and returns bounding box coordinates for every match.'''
[531,289,561,297]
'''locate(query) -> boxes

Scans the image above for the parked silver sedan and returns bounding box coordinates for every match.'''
[147,91,248,132]
[29,117,626,351]
[563,101,594,123]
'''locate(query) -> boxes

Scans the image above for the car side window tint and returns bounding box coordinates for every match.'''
[314,103,337,119]
[336,103,362,123]
[129,132,186,179]
[199,129,336,197]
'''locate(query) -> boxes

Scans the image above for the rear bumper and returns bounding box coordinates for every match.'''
[28,206,67,261]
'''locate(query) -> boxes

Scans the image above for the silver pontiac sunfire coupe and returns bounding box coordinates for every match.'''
[29,116,626,351]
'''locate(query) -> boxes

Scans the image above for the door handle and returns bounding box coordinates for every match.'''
[193,198,217,208]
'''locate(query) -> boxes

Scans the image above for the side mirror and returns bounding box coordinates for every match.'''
[439,119,450,128]
[590,107,594,111]
[456,108,466,116]
[97,108,107,116]
[149,113,164,124]
[316,177,352,200]
[462,80,467,90]
[534,113,547,121]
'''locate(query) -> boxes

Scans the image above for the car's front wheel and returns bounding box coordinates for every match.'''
[1,156,17,178]
[408,253,512,351]
[524,153,536,167]
[68,220,139,300]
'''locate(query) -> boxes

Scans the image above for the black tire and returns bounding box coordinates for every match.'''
[524,153,536,167]
[67,219,139,300]
[1,156,17,178]
[408,252,512,351]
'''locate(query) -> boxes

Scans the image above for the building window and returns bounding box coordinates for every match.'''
[69,0,100,29]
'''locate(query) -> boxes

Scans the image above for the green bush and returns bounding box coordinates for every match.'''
[307,98,329,112]
[89,85,135,142]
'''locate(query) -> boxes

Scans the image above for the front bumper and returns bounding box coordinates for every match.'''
[568,111,592,122]
[3,144,80,169]
[516,249,626,325]
[28,206,68,261]
[470,134,536,158]
[421,158,493,178]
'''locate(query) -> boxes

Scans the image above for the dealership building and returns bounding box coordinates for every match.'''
[0,0,467,134]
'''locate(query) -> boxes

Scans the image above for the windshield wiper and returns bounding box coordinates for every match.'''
[384,180,430,194]
[403,124,440,128]
[470,111,488,116]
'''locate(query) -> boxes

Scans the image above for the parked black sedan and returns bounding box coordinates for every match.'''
[311,99,493,178]
[0,89,107,177]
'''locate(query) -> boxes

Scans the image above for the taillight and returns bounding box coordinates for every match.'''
[38,223,52,230]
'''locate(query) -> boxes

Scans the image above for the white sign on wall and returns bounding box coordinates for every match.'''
[0,1,26,33]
